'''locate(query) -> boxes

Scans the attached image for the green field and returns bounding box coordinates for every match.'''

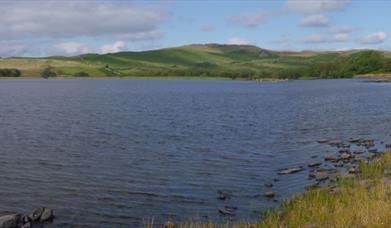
[1,44,391,79]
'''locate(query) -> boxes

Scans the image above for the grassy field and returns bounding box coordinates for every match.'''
[151,152,391,228]
[0,44,391,79]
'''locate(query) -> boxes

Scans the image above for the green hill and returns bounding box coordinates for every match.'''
[1,44,391,79]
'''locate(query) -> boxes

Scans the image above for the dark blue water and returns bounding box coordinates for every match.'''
[0,79,390,227]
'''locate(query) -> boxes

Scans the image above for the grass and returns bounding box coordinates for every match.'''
[154,152,391,228]
[1,44,391,79]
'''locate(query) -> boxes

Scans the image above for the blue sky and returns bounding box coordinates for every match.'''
[0,0,390,57]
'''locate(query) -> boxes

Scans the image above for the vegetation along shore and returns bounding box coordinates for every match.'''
[149,139,391,228]
[1,44,391,80]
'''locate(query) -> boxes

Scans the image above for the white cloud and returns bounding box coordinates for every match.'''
[100,41,126,54]
[0,1,167,41]
[228,11,269,28]
[284,0,351,14]
[300,14,329,27]
[227,37,252,45]
[52,42,91,55]
[301,34,327,44]
[360,32,387,44]
[300,33,350,44]
[329,26,354,34]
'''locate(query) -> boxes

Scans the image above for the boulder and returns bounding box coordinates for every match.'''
[0,214,20,228]
[21,223,31,228]
[29,207,44,222]
[277,166,304,175]
[39,208,53,222]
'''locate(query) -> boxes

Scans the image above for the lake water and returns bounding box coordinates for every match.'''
[0,79,390,227]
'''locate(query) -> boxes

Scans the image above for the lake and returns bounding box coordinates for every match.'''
[0,79,390,227]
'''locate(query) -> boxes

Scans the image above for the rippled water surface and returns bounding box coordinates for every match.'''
[0,79,391,227]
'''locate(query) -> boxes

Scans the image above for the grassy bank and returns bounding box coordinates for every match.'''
[158,152,391,228]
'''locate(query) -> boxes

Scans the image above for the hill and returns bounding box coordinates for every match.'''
[0,44,391,79]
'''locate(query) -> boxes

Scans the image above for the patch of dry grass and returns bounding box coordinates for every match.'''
[0,58,98,77]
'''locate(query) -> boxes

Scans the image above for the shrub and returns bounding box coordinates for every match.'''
[0,68,21,77]
[41,67,57,78]
[73,72,89,77]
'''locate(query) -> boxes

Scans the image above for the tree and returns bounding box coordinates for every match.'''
[41,67,57,78]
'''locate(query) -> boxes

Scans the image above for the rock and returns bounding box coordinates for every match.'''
[29,207,44,222]
[353,150,364,154]
[334,162,344,167]
[21,214,30,224]
[264,183,273,188]
[277,166,304,175]
[317,139,330,143]
[218,208,235,216]
[327,140,343,147]
[340,153,353,160]
[217,190,230,200]
[368,148,378,153]
[264,191,275,198]
[324,154,338,161]
[311,155,318,158]
[39,208,53,222]
[0,214,20,228]
[21,222,31,228]
[308,162,322,168]
[338,148,350,153]
[273,178,279,182]
[314,172,329,182]
[348,168,359,174]
[348,138,362,143]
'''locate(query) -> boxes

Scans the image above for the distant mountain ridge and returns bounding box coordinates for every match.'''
[0,43,390,79]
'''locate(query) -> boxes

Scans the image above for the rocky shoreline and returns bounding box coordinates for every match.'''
[0,207,53,228]
[215,137,387,218]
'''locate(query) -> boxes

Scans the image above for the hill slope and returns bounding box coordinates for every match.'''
[1,44,390,79]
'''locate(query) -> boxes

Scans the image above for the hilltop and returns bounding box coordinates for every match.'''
[0,44,391,79]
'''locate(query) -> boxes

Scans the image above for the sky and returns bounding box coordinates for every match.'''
[0,0,390,57]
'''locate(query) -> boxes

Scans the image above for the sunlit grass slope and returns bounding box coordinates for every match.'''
[1,44,391,78]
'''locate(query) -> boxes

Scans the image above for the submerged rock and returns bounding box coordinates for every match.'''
[317,139,330,143]
[277,166,304,175]
[264,191,275,198]
[264,183,273,188]
[308,162,322,168]
[324,154,338,161]
[217,190,230,200]
[340,153,353,160]
[218,207,235,216]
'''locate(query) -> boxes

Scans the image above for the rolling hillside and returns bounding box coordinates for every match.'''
[0,44,390,79]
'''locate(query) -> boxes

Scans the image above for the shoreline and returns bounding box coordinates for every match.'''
[0,76,353,82]
[156,139,391,228]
